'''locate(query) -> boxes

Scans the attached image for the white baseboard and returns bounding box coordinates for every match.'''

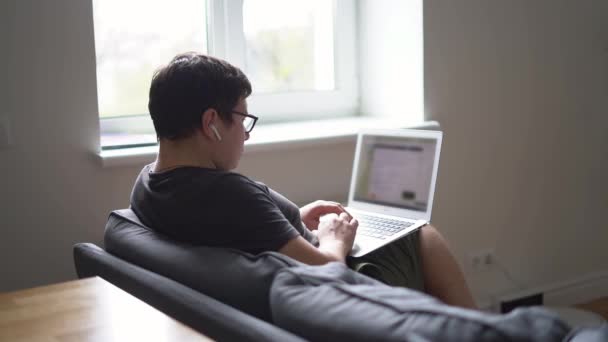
[480,270,608,312]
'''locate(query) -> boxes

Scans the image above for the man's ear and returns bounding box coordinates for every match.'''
[201,108,220,141]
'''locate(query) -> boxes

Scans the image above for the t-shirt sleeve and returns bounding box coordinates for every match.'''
[208,174,301,253]
[265,186,319,247]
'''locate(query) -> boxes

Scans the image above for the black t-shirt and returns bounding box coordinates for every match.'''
[130,164,318,254]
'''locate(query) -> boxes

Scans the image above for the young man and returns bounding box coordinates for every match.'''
[131,52,476,309]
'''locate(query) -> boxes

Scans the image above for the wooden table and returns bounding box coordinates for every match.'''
[0,277,212,342]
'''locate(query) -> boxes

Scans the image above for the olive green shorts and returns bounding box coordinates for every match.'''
[347,230,425,292]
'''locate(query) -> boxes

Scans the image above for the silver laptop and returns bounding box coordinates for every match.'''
[348,128,443,257]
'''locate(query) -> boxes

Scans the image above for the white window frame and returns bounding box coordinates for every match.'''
[98,0,359,149]
[204,0,358,122]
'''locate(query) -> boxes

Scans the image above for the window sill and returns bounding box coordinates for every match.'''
[97,117,438,168]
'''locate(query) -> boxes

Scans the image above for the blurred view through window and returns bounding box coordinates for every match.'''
[93,0,348,149]
[93,0,207,148]
[243,0,334,93]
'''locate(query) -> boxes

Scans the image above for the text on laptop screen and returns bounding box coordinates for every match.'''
[353,135,437,211]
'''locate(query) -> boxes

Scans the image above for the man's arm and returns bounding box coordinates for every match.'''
[278,212,357,265]
[278,236,344,265]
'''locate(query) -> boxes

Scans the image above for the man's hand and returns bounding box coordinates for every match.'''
[278,209,358,265]
[316,212,358,261]
[300,200,349,230]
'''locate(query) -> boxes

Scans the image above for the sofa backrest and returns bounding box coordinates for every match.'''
[73,243,304,341]
[104,209,301,322]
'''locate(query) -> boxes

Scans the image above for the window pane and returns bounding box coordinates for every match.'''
[243,0,335,94]
[93,0,207,119]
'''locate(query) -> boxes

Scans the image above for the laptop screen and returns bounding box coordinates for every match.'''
[353,134,438,212]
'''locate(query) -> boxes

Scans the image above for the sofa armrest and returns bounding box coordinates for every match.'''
[73,243,304,342]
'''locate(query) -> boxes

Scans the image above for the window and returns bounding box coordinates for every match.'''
[93,0,358,149]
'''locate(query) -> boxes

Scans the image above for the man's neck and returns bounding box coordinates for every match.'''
[154,136,216,171]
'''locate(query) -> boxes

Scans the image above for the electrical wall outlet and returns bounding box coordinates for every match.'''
[468,249,495,272]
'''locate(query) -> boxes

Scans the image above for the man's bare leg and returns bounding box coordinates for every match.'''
[419,225,477,309]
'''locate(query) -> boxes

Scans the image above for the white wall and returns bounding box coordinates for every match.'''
[425,0,608,303]
[0,0,12,146]
[358,0,424,123]
[1,0,606,306]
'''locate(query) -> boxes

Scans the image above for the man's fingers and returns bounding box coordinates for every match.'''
[319,213,339,222]
[311,201,353,220]
[340,206,353,218]
[339,212,353,221]
[335,206,353,221]
[322,205,344,215]
[324,202,352,215]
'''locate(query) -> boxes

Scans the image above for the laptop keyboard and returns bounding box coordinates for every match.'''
[355,213,414,239]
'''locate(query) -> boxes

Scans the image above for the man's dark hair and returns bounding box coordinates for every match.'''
[148,52,252,140]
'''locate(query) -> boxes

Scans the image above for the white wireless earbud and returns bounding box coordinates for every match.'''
[210,124,222,141]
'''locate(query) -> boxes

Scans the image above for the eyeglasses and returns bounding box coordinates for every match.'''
[231,110,258,133]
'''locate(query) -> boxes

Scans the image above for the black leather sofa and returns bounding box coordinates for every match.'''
[74,242,303,341]
[73,209,608,341]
